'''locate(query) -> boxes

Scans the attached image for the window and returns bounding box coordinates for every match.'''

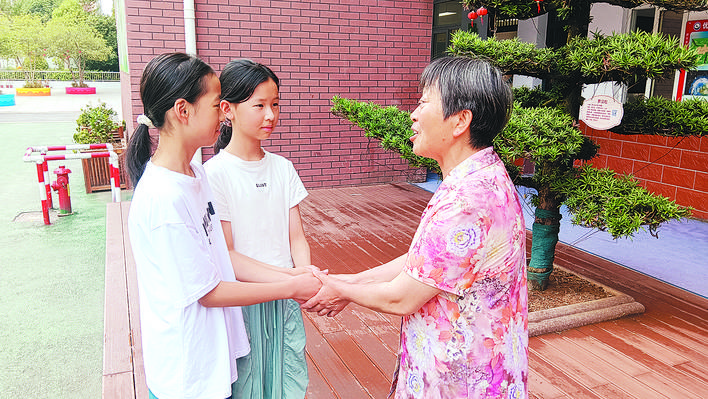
[432,0,470,59]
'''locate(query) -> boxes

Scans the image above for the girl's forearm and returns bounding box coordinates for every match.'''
[199,280,296,307]
[290,238,311,268]
[228,250,292,283]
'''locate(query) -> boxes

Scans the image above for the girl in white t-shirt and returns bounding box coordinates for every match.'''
[125,53,321,399]
[203,59,311,399]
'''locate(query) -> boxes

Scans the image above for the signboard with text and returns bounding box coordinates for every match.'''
[676,20,708,101]
[579,95,624,130]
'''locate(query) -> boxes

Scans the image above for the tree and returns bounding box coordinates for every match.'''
[331,0,707,290]
[0,13,11,62]
[5,14,50,87]
[46,0,110,87]
[1,0,62,21]
[84,11,118,71]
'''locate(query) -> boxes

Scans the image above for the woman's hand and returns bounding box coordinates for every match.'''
[302,270,350,317]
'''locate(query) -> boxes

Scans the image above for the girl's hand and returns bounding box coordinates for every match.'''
[290,265,326,276]
[291,272,322,303]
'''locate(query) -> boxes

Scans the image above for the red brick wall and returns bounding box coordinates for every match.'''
[122,0,432,188]
[581,123,708,220]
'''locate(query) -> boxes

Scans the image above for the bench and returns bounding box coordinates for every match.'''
[103,201,148,398]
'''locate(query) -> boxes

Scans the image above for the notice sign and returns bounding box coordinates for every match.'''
[579,95,624,130]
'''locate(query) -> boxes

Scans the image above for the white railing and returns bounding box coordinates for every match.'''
[0,70,120,82]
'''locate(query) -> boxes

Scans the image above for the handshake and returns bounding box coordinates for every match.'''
[290,265,351,317]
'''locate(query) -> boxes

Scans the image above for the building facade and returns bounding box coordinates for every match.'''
[118,0,432,189]
[117,1,707,218]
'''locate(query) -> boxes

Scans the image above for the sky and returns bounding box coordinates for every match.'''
[99,0,112,15]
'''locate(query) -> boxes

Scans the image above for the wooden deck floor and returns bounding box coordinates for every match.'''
[104,183,708,398]
[300,184,708,399]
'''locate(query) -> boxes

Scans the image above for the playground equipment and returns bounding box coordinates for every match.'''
[23,143,121,225]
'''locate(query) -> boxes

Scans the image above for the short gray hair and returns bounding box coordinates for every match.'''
[420,57,512,148]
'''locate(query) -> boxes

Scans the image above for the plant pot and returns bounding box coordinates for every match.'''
[66,87,96,95]
[81,144,128,193]
[16,87,51,96]
[0,94,15,107]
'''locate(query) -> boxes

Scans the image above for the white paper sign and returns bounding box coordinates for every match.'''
[579,95,624,130]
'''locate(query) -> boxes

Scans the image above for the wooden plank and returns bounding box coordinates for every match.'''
[104,185,708,399]
[528,370,568,399]
[333,306,397,379]
[120,202,149,398]
[102,372,136,399]
[533,335,613,390]
[347,304,401,354]
[304,309,346,335]
[540,332,663,399]
[619,317,708,367]
[634,372,705,399]
[322,330,392,398]
[577,323,705,398]
[676,361,708,383]
[598,320,692,367]
[646,312,708,347]
[303,316,372,398]
[528,348,603,399]
[305,354,337,399]
[103,202,131,376]
[558,329,652,377]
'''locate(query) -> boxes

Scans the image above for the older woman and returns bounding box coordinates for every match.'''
[303,56,528,399]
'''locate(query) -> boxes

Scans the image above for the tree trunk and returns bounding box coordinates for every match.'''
[527,186,563,291]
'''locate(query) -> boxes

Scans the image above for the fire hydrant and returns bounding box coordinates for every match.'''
[51,165,73,216]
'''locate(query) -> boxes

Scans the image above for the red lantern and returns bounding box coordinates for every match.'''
[477,7,487,24]
[468,11,478,20]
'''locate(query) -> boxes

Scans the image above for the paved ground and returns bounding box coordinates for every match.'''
[0,82,126,398]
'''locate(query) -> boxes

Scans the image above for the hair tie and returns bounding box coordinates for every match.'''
[136,114,155,129]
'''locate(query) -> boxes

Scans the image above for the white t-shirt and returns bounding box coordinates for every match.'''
[128,161,250,399]
[204,150,307,268]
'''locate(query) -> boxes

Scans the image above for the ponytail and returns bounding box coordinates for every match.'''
[127,52,216,185]
[212,123,232,154]
[126,124,153,185]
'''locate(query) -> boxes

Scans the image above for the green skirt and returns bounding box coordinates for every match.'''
[233,298,308,399]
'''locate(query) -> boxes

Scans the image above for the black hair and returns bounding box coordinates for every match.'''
[419,56,512,148]
[212,59,279,154]
[125,52,215,185]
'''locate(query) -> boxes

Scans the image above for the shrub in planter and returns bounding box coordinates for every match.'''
[74,102,127,192]
[74,101,120,144]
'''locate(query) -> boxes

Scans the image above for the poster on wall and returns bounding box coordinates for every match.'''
[677,20,708,101]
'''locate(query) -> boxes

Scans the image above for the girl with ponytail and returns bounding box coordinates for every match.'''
[125,53,320,399]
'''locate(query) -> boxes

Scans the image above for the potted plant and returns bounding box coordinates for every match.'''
[74,101,127,193]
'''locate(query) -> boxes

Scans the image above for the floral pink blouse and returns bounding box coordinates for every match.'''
[397,147,528,399]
